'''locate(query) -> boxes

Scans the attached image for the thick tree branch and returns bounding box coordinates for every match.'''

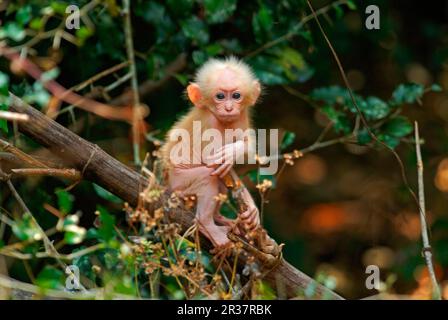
[7,93,343,300]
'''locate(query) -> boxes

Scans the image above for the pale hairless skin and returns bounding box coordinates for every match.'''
[164,61,261,247]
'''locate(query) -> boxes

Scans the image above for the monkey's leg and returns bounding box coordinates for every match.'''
[169,166,231,247]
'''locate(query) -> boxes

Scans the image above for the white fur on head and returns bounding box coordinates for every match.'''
[193,56,260,105]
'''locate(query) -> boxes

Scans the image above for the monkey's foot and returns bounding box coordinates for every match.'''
[214,214,237,227]
[227,230,282,268]
[215,215,246,237]
[251,227,282,257]
[197,223,231,247]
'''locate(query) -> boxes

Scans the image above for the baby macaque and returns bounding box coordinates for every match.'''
[162,57,261,247]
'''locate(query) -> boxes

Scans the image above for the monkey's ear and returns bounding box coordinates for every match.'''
[250,80,261,105]
[187,83,203,107]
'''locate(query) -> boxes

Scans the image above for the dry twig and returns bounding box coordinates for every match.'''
[414,121,442,300]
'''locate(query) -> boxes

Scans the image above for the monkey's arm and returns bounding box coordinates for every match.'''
[206,136,254,178]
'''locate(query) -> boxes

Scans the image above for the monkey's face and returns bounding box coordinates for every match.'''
[210,69,247,123]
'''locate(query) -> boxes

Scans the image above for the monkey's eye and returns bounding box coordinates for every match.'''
[232,92,241,100]
[215,93,225,100]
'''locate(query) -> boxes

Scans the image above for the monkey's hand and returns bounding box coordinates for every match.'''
[206,140,245,178]
[239,203,260,230]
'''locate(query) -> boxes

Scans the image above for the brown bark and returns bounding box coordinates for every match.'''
[7,93,343,300]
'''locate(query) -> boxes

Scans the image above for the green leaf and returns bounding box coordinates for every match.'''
[378,133,400,149]
[390,83,424,105]
[0,71,9,95]
[93,183,122,204]
[56,188,74,214]
[311,86,351,106]
[0,110,7,134]
[96,205,116,241]
[61,214,79,228]
[252,5,273,43]
[278,47,314,83]
[64,225,86,245]
[192,50,207,65]
[0,72,9,133]
[320,105,351,134]
[16,6,32,26]
[76,26,94,45]
[51,2,67,14]
[41,68,60,82]
[281,48,305,69]
[112,276,137,296]
[204,0,237,24]
[29,18,44,30]
[357,129,372,145]
[180,16,209,46]
[205,43,223,56]
[250,55,288,85]
[346,0,357,10]
[281,131,296,151]
[383,116,413,138]
[0,22,26,42]
[254,281,276,300]
[173,73,188,86]
[73,249,94,280]
[333,5,344,18]
[136,2,175,44]
[24,81,51,108]
[430,84,443,92]
[298,30,313,43]
[363,96,390,120]
[35,266,64,290]
[12,213,41,241]
[104,250,120,269]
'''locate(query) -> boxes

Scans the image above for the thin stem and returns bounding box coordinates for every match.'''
[0,139,48,168]
[306,0,423,233]
[0,111,29,122]
[10,168,81,180]
[0,274,136,300]
[283,85,322,109]
[3,173,87,291]
[70,61,130,92]
[123,0,142,165]
[244,0,349,59]
[414,121,441,300]
[58,72,133,117]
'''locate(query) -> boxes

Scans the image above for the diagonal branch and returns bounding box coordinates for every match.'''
[7,93,343,300]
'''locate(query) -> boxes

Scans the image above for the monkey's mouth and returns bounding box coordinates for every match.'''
[218,114,240,122]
